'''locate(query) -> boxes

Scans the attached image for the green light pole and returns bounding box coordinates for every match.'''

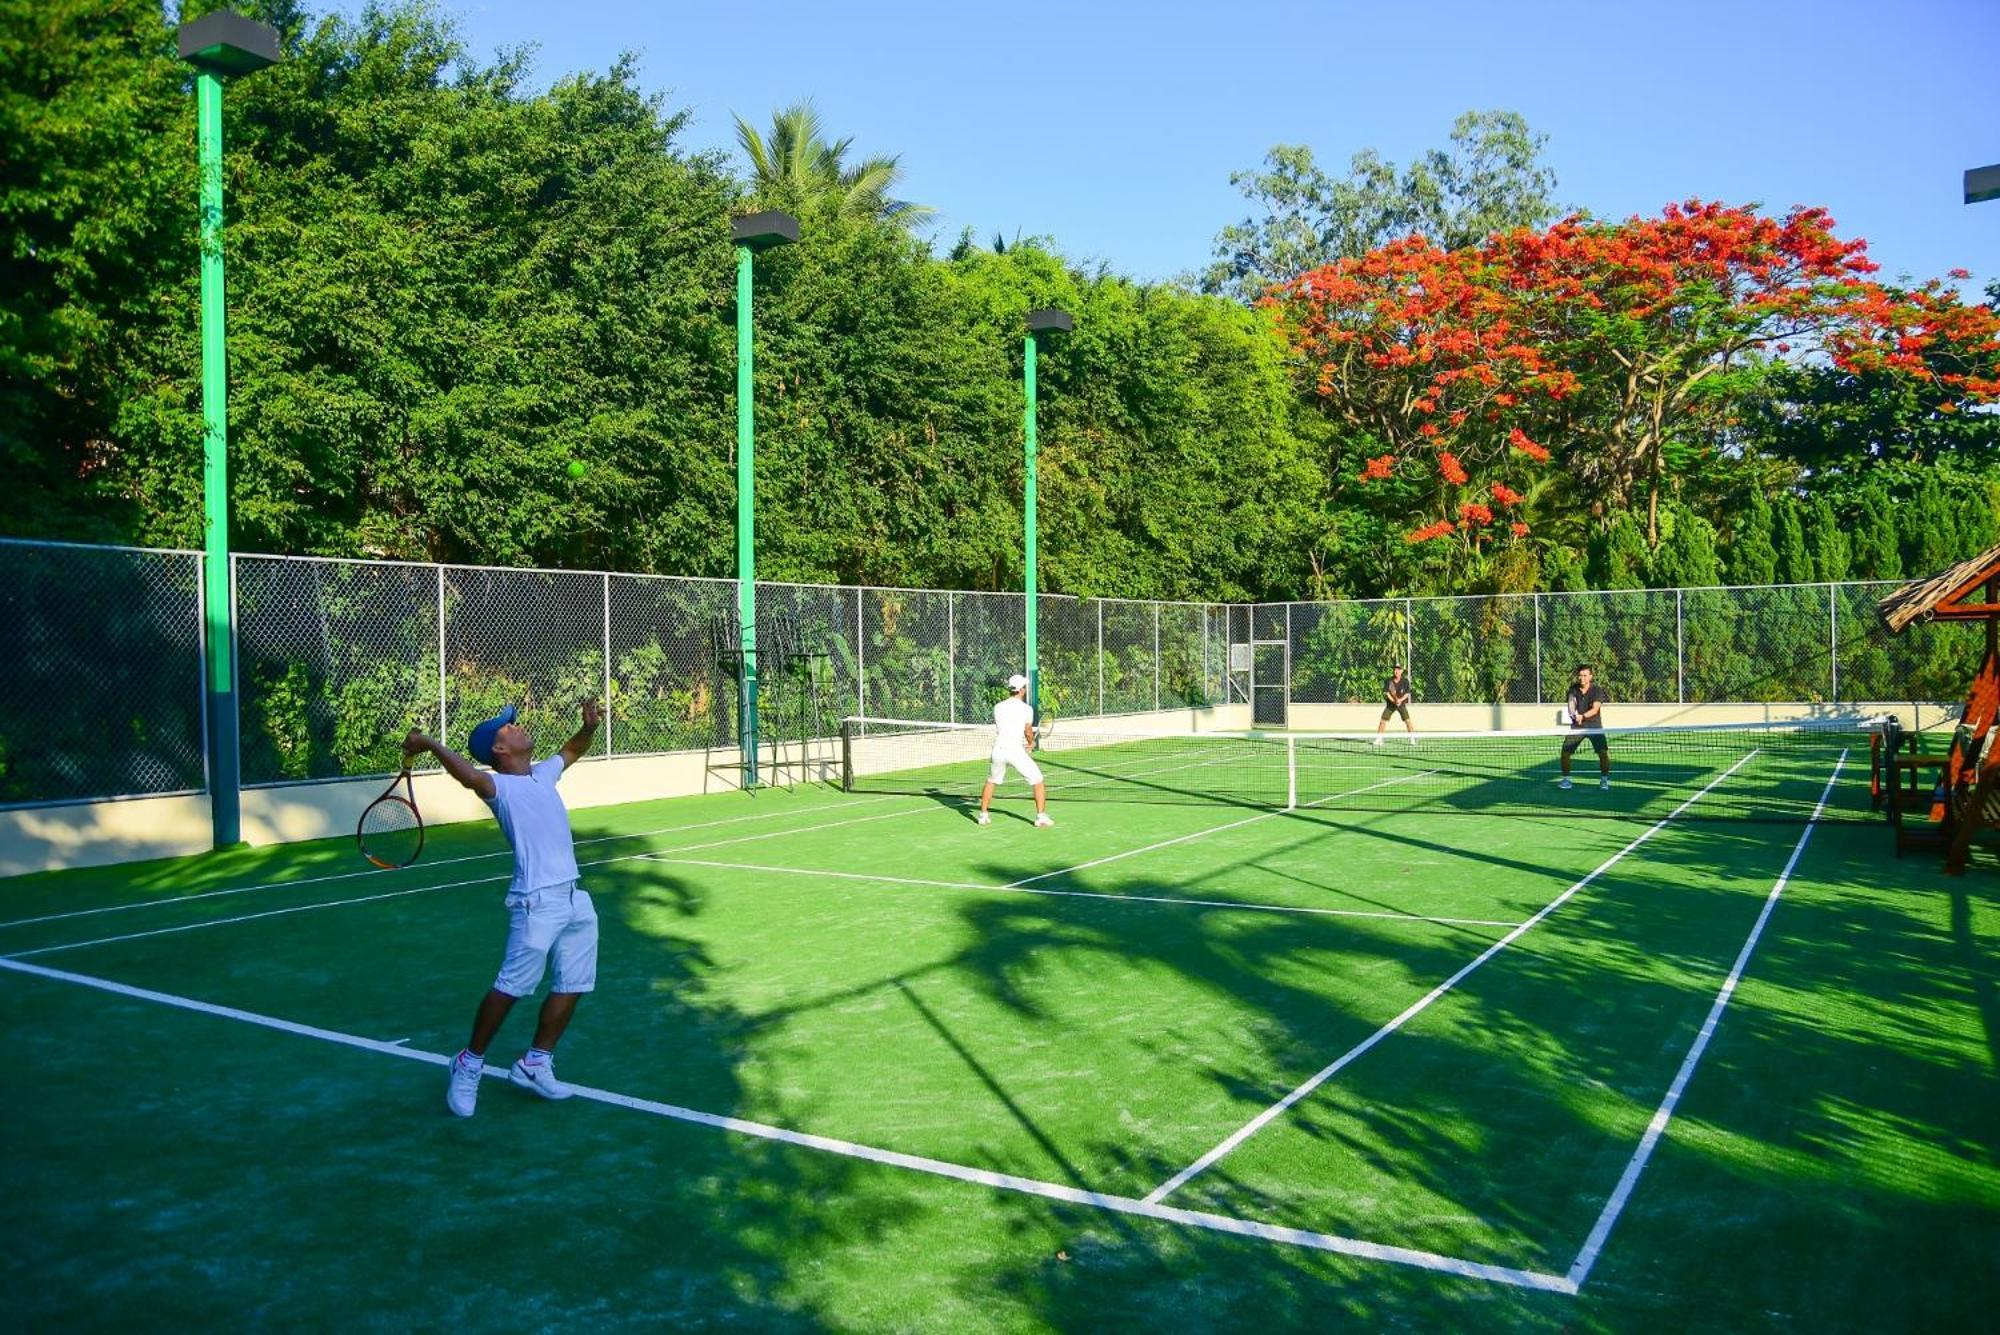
[178,11,279,849]
[731,211,798,786]
[1023,309,1072,716]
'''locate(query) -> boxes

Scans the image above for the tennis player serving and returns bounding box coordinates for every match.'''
[974,673,1054,827]
[1558,664,1611,791]
[403,698,601,1117]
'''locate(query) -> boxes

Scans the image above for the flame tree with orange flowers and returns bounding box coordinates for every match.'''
[1270,201,2000,586]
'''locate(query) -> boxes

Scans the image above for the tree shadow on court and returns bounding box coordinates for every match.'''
[914,811,2000,1330]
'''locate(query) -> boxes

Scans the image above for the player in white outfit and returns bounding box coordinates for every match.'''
[403,698,602,1118]
[975,673,1053,828]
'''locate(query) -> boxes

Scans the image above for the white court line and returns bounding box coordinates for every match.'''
[0,793,911,932]
[1142,750,1760,1207]
[6,802,944,960]
[0,955,1574,1293]
[1005,770,1440,889]
[646,855,1521,928]
[1563,751,1846,1293]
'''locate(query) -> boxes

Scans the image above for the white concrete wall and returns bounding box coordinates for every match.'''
[0,746,829,879]
[0,697,1940,878]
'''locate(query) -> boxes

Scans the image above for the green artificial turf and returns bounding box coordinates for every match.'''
[2,752,1995,1331]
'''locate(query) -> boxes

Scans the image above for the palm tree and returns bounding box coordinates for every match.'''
[733,100,933,229]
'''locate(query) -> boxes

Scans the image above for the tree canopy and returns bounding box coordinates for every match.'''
[5,0,1996,604]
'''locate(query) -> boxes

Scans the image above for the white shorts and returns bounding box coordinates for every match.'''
[493,881,598,997]
[989,748,1045,786]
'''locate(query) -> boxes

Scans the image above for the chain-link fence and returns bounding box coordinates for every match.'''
[0,540,206,804]
[1266,583,1937,708]
[0,538,1971,806]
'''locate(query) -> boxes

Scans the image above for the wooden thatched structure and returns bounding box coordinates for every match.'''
[1875,543,2000,872]
[1876,541,2000,632]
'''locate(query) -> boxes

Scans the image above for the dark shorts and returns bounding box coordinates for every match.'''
[1561,729,1609,758]
[1381,701,1410,722]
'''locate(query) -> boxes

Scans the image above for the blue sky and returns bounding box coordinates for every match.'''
[327,0,1997,288]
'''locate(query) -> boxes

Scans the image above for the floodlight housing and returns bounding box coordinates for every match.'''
[177,11,280,77]
[1026,309,1073,334]
[732,211,800,250]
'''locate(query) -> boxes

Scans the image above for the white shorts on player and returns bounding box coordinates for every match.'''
[989,747,1045,787]
[493,880,599,997]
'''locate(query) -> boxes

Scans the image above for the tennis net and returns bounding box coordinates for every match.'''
[840,715,1883,822]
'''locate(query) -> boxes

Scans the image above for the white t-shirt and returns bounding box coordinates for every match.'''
[992,695,1033,754]
[484,755,579,895]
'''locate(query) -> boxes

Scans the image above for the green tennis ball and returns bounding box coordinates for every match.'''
[566,460,588,479]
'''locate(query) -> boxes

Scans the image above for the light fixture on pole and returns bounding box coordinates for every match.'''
[177,9,280,849]
[731,210,799,786]
[1022,308,1072,719]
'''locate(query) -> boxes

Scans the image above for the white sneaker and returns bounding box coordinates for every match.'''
[1370,736,1384,747]
[1558,776,1573,791]
[1407,734,1418,745]
[446,1053,483,1117]
[973,810,990,825]
[1599,776,1612,791]
[509,1057,573,1100]
[1034,813,1054,828]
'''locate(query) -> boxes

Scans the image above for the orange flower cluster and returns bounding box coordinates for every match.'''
[1359,454,1396,482]
[1490,482,1522,506]
[1406,521,1455,543]
[1508,428,1550,462]
[1512,522,1531,538]
[1458,503,1494,526]
[1438,452,1470,485]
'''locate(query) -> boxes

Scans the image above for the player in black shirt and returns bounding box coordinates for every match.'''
[1373,664,1416,745]
[1559,664,1610,791]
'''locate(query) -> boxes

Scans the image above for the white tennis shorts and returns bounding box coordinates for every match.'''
[989,747,1045,786]
[493,881,598,997]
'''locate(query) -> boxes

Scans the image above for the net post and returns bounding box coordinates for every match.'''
[947,591,957,723]
[1285,734,1297,810]
[1154,602,1161,712]
[1676,587,1685,705]
[436,565,448,747]
[839,718,855,791]
[1828,583,1838,702]
[1096,599,1105,718]
[602,572,613,756]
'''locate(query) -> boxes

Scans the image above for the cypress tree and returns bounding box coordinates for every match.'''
[1727,489,1778,586]
[1772,496,1812,584]
[1805,497,1851,582]
[1849,484,1902,581]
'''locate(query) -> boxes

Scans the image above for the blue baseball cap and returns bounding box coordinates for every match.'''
[467,705,518,766]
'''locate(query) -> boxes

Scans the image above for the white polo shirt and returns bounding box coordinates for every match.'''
[484,755,579,895]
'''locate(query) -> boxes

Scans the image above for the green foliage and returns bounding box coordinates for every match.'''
[7,0,1995,613]
[1586,513,1649,590]
[1772,497,1812,585]
[1725,490,1778,586]
[734,99,931,229]
[1645,505,1721,590]
[1202,110,1561,301]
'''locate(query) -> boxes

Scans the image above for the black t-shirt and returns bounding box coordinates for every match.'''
[1384,675,1411,703]
[1568,682,1607,728]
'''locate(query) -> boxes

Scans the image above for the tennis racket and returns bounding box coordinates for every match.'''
[357,766,425,869]
[1031,711,1055,750]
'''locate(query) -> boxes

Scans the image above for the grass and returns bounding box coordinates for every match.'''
[2,744,1996,1331]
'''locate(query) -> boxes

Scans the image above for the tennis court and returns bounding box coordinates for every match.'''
[5,721,1997,1330]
